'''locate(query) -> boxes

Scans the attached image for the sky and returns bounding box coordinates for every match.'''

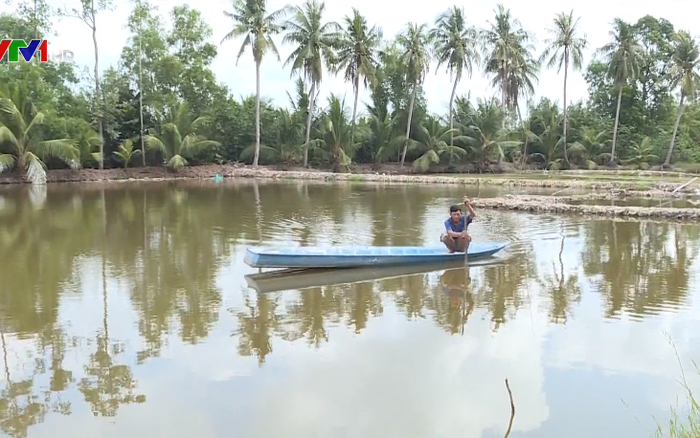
[3,0,697,113]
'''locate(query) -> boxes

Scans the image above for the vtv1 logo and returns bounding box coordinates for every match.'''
[0,39,48,62]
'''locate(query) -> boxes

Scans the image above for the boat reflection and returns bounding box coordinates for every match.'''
[245,258,504,293]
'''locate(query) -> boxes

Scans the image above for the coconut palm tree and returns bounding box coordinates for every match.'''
[430,6,480,149]
[481,4,530,114]
[598,18,644,166]
[408,115,467,171]
[144,101,220,169]
[457,97,518,169]
[530,102,566,169]
[539,10,588,166]
[500,53,539,122]
[664,31,700,167]
[221,0,289,167]
[623,136,658,169]
[0,86,78,184]
[112,139,141,169]
[282,0,340,167]
[569,126,610,167]
[396,22,432,166]
[314,94,367,172]
[333,8,382,144]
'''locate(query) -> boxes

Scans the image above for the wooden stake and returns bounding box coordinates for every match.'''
[504,378,515,438]
[671,177,697,194]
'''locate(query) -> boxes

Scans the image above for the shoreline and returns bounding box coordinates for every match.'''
[472,196,700,220]
[0,165,698,193]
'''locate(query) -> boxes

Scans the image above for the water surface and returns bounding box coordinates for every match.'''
[0,180,698,438]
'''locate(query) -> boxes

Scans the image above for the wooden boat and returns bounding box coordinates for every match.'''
[243,242,508,269]
[245,259,505,293]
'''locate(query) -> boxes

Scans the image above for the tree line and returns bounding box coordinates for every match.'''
[1,0,700,183]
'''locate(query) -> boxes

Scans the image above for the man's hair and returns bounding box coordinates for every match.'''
[449,204,461,213]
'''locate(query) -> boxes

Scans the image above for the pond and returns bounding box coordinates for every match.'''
[0,179,698,438]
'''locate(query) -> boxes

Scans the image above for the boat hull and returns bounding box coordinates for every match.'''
[244,242,508,269]
[245,258,507,293]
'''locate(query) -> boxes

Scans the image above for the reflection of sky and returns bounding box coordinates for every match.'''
[1,181,699,438]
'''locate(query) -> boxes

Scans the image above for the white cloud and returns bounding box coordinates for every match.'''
[244,306,551,438]
[19,0,697,114]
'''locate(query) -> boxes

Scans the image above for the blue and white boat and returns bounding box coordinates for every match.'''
[243,242,508,269]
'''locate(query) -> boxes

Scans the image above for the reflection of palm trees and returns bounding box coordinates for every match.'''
[476,255,533,331]
[233,291,280,366]
[0,328,48,438]
[285,287,346,347]
[347,281,383,333]
[126,184,225,359]
[582,220,698,318]
[392,273,429,319]
[539,222,581,324]
[0,186,104,436]
[79,206,145,416]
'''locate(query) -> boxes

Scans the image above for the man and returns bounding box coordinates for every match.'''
[440,196,476,253]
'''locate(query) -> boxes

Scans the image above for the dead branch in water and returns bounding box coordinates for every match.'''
[504,378,515,438]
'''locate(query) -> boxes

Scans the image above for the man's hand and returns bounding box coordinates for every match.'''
[463,196,473,207]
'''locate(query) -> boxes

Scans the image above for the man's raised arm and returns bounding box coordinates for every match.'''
[464,196,476,219]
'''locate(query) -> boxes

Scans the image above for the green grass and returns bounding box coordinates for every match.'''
[653,338,700,438]
[654,370,699,437]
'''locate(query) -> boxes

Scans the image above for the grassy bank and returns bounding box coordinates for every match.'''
[654,345,699,438]
[0,165,698,194]
[655,392,699,438]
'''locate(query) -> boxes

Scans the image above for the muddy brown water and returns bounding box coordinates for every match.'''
[0,179,698,438]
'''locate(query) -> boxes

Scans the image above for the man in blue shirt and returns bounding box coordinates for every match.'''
[440,196,476,253]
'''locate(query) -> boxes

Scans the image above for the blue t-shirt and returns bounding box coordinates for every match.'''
[444,215,472,234]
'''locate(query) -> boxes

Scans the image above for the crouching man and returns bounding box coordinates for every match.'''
[440,196,476,253]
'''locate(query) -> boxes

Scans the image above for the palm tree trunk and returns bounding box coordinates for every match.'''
[665,94,684,166]
[253,59,261,167]
[610,86,623,166]
[91,11,104,170]
[562,52,569,166]
[401,83,417,167]
[521,137,529,170]
[501,63,507,111]
[449,74,459,148]
[351,75,359,145]
[303,82,316,168]
[138,24,145,167]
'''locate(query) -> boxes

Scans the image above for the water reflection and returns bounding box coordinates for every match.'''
[582,220,699,318]
[0,180,697,437]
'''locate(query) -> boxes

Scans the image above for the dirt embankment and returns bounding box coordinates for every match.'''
[0,164,697,194]
[471,194,700,220]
